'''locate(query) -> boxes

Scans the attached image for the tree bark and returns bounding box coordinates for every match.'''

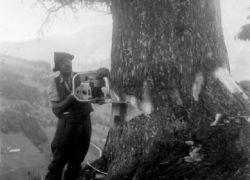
[85,0,250,179]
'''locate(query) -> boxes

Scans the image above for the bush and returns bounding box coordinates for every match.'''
[0,102,49,147]
[0,80,43,105]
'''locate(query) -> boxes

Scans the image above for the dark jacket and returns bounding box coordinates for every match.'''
[54,74,93,117]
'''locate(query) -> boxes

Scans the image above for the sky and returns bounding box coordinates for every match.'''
[220,0,250,81]
[0,0,111,42]
[0,0,250,81]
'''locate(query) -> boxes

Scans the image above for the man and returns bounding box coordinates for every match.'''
[45,52,93,180]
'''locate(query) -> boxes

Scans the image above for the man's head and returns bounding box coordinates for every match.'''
[53,52,74,75]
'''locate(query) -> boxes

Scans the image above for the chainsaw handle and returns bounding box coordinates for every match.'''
[72,72,111,103]
[72,73,93,102]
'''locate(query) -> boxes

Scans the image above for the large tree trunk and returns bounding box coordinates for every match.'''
[83,0,250,179]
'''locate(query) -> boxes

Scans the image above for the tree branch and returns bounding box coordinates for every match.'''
[36,0,111,37]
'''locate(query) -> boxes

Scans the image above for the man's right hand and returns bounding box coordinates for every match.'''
[51,93,76,117]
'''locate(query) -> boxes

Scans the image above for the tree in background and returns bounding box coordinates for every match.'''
[39,0,250,179]
[237,3,250,41]
[238,24,250,40]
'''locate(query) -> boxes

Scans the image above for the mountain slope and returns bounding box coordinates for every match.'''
[0,54,111,179]
[0,133,48,180]
[0,24,112,71]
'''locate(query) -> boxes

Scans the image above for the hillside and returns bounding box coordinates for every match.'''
[239,80,250,98]
[0,133,48,180]
[0,54,111,179]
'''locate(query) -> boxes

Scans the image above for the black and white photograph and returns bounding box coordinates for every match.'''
[0,0,250,180]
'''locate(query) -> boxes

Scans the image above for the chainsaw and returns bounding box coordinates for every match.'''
[72,68,111,103]
[73,69,152,177]
[72,68,129,125]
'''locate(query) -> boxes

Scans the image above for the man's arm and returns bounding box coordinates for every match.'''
[51,94,76,117]
[48,78,76,117]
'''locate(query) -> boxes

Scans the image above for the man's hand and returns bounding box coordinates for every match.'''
[96,98,105,105]
[92,79,105,88]
[95,67,110,79]
[51,93,76,117]
[69,93,77,102]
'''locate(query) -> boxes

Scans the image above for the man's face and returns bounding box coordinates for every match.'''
[59,58,72,75]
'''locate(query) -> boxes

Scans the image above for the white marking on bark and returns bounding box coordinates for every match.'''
[192,72,204,101]
[124,101,142,122]
[170,88,183,105]
[140,81,154,115]
[110,90,120,102]
[140,101,153,115]
[103,77,110,98]
[121,94,149,122]
[124,81,154,121]
[214,67,248,100]
[247,117,250,122]
[184,144,203,163]
[129,96,137,107]
[210,113,222,126]
[201,0,206,8]
[110,81,154,123]
[185,141,194,146]
[207,52,213,58]
[197,32,201,39]
[140,11,146,21]
[9,149,21,153]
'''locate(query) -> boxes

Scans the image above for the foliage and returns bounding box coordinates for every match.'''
[239,80,250,98]
[91,113,110,127]
[0,70,24,82]
[29,60,52,87]
[0,102,49,147]
[0,79,43,105]
[0,67,56,148]
[31,60,51,71]
[237,7,250,41]
[237,24,250,40]
[31,71,51,87]
[27,169,42,180]
[39,0,110,9]
[37,0,110,36]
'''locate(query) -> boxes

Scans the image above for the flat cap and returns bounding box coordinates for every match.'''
[53,52,74,72]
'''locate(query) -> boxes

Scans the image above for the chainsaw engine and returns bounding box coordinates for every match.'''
[72,68,110,102]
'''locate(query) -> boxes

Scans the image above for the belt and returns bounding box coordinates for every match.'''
[62,111,90,116]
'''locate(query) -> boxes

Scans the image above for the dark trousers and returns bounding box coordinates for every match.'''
[45,113,91,180]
